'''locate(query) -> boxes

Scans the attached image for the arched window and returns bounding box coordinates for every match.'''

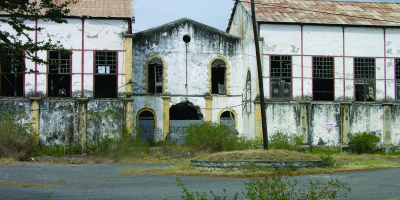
[137,109,156,143]
[220,110,237,132]
[148,58,163,94]
[246,71,251,113]
[211,59,226,94]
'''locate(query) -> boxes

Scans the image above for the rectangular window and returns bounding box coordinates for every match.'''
[271,56,291,100]
[355,58,375,101]
[1,50,24,96]
[313,57,334,101]
[48,51,71,97]
[396,59,400,101]
[94,51,117,98]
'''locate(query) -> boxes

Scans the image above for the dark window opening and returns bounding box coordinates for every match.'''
[95,51,117,98]
[1,50,24,97]
[396,59,400,101]
[271,56,291,100]
[211,59,226,94]
[48,51,71,97]
[148,58,163,94]
[170,102,201,120]
[313,57,334,101]
[355,58,375,101]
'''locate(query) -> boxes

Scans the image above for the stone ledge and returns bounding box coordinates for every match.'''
[191,160,323,171]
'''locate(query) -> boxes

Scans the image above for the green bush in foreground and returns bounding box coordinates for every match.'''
[348,132,381,154]
[185,122,249,152]
[173,170,351,200]
[269,132,303,150]
[0,109,35,158]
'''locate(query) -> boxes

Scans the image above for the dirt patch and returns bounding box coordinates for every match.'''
[195,149,320,161]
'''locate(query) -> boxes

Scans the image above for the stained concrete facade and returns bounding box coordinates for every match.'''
[226,0,400,147]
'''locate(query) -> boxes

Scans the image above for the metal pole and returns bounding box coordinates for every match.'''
[251,0,269,150]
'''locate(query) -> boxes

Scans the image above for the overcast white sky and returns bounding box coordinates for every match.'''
[131,0,400,33]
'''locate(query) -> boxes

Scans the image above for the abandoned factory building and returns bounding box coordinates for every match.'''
[1,0,400,148]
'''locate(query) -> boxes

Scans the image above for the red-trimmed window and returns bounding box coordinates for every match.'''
[1,50,24,97]
[355,58,375,101]
[313,57,334,101]
[94,51,117,98]
[396,59,400,101]
[48,51,71,97]
[271,56,291,100]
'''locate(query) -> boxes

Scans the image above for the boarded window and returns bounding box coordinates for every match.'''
[148,58,163,94]
[1,50,24,96]
[313,57,334,101]
[396,59,400,101]
[211,59,226,94]
[94,51,117,98]
[138,110,155,143]
[48,51,71,97]
[245,71,251,113]
[271,56,291,100]
[355,58,375,101]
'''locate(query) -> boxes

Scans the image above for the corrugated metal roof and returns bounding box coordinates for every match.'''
[0,0,134,18]
[240,0,400,26]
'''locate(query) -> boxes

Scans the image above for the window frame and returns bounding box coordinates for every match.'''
[270,55,292,100]
[48,50,72,97]
[396,59,400,101]
[211,59,227,95]
[0,50,24,97]
[354,57,375,102]
[312,56,334,101]
[147,57,163,94]
[94,51,118,98]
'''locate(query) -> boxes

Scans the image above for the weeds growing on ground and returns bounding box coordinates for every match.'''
[269,132,303,150]
[348,132,381,154]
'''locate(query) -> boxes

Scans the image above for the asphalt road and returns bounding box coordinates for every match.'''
[0,163,399,200]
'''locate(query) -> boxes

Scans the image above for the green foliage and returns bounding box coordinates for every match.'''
[0,109,35,158]
[269,132,303,150]
[348,132,381,154]
[308,149,342,155]
[175,170,351,200]
[0,0,75,73]
[174,177,238,200]
[185,122,249,152]
[320,155,343,168]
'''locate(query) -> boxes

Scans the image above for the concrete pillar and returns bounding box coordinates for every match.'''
[29,97,41,143]
[205,96,212,122]
[124,34,133,97]
[162,96,170,141]
[382,103,392,145]
[341,102,351,144]
[254,99,262,138]
[299,101,309,144]
[77,98,88,146]
[123,98,134,136]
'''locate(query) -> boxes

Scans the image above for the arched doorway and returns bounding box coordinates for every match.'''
[167,101,203,144]
[219,110,237,134]
[137,109,156,143]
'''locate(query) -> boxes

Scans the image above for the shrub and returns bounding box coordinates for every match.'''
[0,109,35,158]
[269,132,303,150]
[348,132,381,154]
[174,171,351,200]
[185,122,241,152]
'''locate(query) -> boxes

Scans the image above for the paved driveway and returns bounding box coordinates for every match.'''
[0,163,399,200]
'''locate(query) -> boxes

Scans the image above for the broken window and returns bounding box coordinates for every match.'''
[48,51,71,97]
[271,56,291,100]
[246,71,251,113]
[148,58,163,94]
[94,51,117,98]
[396,59,400,101]
[313,57,334,101]
[1,50,24,96]
[355,58,375,101]
[211,59,226,94]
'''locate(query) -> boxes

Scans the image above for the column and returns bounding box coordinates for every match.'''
[299,101,309,144]
[162,96,170,141]
[382,103,392,145]
[77,98,88,146]
[123,98,134,137]
[29,97,41,143]
[205,96,212,122]
[254,99,262,138]
[341,102,351,144]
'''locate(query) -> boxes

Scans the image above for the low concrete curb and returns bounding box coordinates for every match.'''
[191,160,324,170]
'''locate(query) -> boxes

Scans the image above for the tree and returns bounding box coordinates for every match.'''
[0,0,75,73]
